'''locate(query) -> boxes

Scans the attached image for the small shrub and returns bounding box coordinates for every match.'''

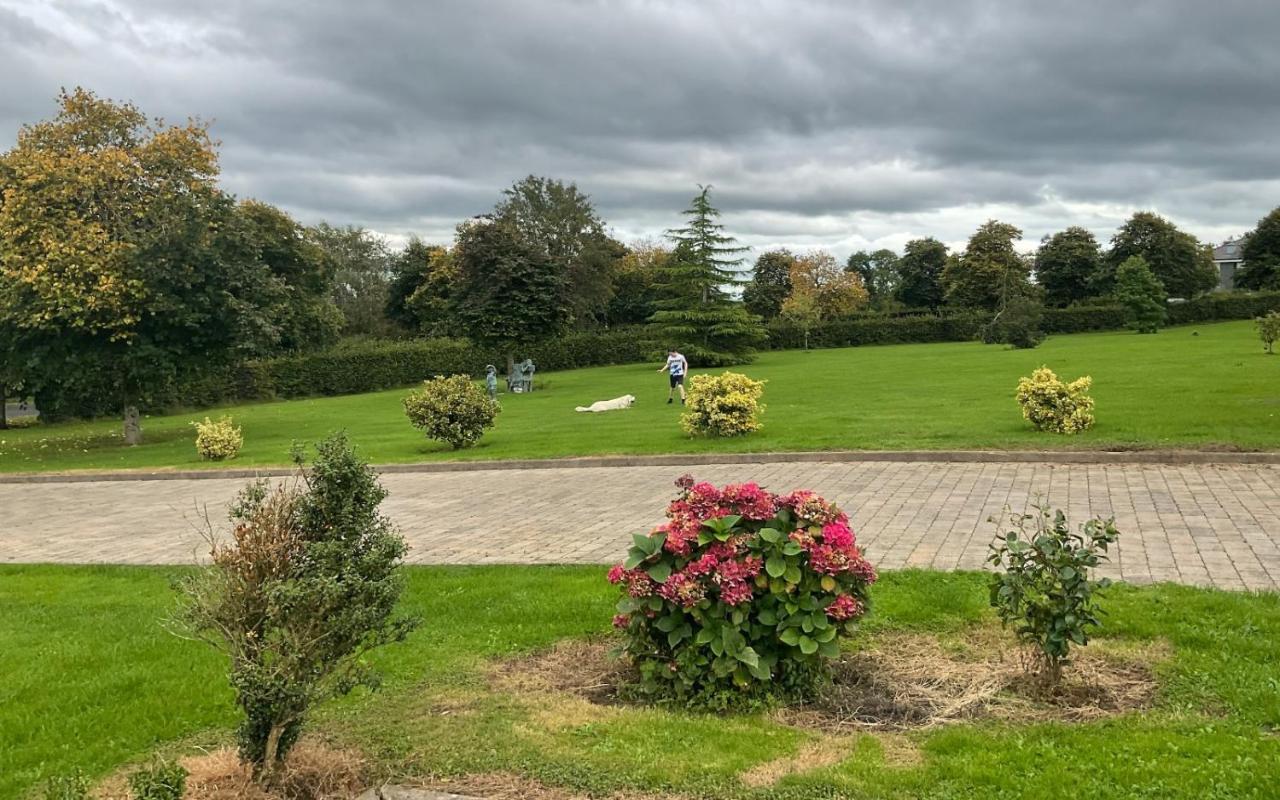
[129,760,187,800]
[609,476,877,710]
[1015,367,1095,434]
[402,374,500,449]
[177,433,418,784]
[1257,311,1280,354]
[987,504,1120,684]
[681,372,765,437]
[41,772,88,800]
[981,295,1045,349]
[1113,255,1167,333]
[192,415,244,460]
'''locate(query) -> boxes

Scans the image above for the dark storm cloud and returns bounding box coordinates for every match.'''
[2,0,1278,254]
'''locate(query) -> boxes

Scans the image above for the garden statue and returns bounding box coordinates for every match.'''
[484,365,498,399]
[506,358,537,393]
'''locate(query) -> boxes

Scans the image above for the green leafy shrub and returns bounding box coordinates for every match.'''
[610,477,877,709]
[981,295,1045,349]
[41,772,88,800]
[1257,311,1280,354]
[403,374,499,449]
[988,504,1120,684]
[128,761,187,800]
[1015,367,1095,434]
[681,372,765,437]
[1040,304,1130,334]
[766,312,986,350]
[1114,255,1167,333]
[192,415,243,460]
[177,433,417,782]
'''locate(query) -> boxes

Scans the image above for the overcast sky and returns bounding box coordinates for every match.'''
[2,0,1278,260]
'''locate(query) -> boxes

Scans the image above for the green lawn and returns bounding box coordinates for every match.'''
[3,565,1278,799]
[2,321,1278,474]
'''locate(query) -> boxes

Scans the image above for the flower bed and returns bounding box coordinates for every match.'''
[609,476,877,709]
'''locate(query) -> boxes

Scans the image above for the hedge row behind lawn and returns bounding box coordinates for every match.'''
[34,290,1280,419]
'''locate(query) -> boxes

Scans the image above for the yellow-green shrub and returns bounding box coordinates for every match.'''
[192,416,244,460]
[403,374,499,449]
[1015,367,1095,434]
[681,371,765,437]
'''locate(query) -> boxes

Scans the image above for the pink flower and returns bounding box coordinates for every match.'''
[825,594,863,621]
[658,571,707,608]
[715,556,763,584]
[623,569,656,598]
[821,521,854,549]
[612,614,631,629]
[782,490,843,526]
[607,564,626,584]
[720,580,754,606]
[720,482,779,520]
[675,474,695,490]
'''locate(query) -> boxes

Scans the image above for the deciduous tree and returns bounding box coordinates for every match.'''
[606,240,668,326]
[846,248,901,302]
[943,220,1029,311]
[894,238,948,310]
[309,223,396,336]
[1099,212,1216,299]
[494,175,624,326]
[1237,207,1280,290]
[0,90,249,442]
[790,251,869,319]
[451,217,569,369]
[1035,227,1101,307]
[743,249,795,320]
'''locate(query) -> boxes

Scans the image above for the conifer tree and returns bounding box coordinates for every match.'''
[648,186,764,365]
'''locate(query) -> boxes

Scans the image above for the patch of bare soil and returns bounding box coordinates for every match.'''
[419,772,686,800]
[777,627,1166,732]
[93,740,366,800]
[493,628,1166,734]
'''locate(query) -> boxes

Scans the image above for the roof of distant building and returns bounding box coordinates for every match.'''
[1213,237,1246,261]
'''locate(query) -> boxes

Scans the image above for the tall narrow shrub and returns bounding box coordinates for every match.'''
[1113,255,1167,333]
[177,433,417,783]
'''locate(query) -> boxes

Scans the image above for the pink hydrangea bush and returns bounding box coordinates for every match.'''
[609,476,877,709]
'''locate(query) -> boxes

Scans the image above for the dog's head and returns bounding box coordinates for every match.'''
[626,394,636,405]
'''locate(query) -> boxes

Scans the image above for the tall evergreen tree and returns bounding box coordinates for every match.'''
[1237,207,1280,290]
[648,186,764,365]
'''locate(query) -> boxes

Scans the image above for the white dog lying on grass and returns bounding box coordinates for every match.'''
[575,394,636,413]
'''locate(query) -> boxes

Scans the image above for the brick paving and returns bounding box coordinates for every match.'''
[2,460,1278,591]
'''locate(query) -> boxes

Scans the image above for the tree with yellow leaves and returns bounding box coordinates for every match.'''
[0,89,338,442]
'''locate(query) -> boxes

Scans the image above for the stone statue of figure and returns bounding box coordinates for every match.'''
[484,365,498,399]
[507,358,536,392]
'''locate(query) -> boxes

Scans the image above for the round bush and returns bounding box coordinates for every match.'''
[609,476,877,710]
[680,371,765,437]
[1016,367,1095,434]
[192,416,243,461]
[403,374,499,449]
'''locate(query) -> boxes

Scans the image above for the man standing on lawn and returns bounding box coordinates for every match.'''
[658,348,689,405]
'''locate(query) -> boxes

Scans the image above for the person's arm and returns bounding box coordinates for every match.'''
[657,358,669,372]
[679,356,689,374]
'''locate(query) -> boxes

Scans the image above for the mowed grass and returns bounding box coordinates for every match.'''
[2,565,1279,799]
[1,320,1277,474]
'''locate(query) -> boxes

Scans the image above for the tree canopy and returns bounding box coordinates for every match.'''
[1101,212,1216,299]
[1113,255,1167,333]
[1035,227,1101,307]
[1236,207,1280,291]
[493,175,624,326]
[845,248,901,302]
[648,186,764,365]
[309,223,396,336]
[943,220,1029,311]
[0,89,334,441]
[743,249,795,320]
[894,238,948,310]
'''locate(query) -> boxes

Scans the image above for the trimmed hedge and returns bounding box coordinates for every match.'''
[766,313,986,350]
[176,328,660,408]
[1167,291,1280,324]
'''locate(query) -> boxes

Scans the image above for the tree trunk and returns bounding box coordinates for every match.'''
[123,404,142,445]
[0,388,7,430]
[505,351,515,378]
[257,723,286,786]
[803,330,810,351]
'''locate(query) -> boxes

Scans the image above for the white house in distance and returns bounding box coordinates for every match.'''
[1212,237,1245,290]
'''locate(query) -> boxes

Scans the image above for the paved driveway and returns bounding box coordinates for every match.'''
[3,460,1278,590]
